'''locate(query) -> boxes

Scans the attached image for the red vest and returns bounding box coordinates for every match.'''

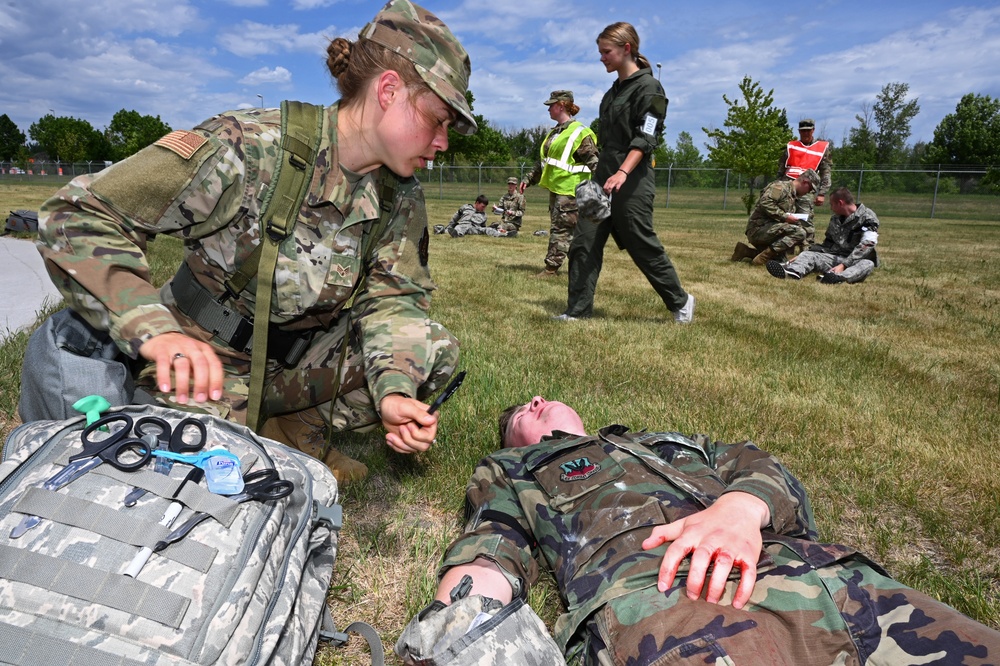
[784,140,829,178]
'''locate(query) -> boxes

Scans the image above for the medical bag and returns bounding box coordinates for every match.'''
[0,404,343,665]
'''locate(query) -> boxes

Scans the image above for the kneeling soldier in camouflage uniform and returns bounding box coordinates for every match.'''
[33,0,472,484]
[410,396,1000,665]
[743,169,820,266]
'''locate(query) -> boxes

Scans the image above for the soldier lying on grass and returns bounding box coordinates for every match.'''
[400,395,1000,665]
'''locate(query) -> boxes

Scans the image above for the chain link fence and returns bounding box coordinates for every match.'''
[3,160,996,221]
[418,163,999,221]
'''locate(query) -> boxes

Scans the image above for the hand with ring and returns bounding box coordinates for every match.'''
[139,332,225,405]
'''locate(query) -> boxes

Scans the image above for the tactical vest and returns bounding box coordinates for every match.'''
[784,139,829,178]
[539,121,596,196]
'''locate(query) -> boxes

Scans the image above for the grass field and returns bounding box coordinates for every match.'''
[1,180,999,664]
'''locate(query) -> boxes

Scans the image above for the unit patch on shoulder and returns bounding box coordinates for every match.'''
[560,457,600,482]
[155,130,208,160]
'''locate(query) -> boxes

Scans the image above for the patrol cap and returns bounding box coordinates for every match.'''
[797,168,820,191]
[507,176,518,185]
[361,0,477,135]
[798,118,816,130]
[544,90,574,106]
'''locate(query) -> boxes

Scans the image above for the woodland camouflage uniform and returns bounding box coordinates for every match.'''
[441,426,1000,665]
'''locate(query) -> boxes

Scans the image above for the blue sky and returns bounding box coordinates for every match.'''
[1,0,998,155]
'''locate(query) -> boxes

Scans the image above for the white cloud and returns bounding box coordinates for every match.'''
[240,66,293,86]
[216,21,333,57]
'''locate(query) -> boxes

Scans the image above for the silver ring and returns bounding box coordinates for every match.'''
[173,353,186,360]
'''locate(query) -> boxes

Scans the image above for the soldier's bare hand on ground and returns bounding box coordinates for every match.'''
[139,332,224,404]
[641,491,770,609]
[380,394,438,454]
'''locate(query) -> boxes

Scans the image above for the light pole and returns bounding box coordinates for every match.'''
[655,63,661,81]
[256,94,263,109]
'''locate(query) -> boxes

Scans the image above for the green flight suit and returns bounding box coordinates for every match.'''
[565,67,688,318]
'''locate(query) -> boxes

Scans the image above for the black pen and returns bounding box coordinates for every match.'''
[427,370,466,414]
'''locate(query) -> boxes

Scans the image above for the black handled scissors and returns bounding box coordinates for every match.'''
[124,416,208,506]
[11,413,152,538]
[152,469,294,553]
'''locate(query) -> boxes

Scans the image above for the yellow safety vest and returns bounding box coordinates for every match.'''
[539,121,596,196]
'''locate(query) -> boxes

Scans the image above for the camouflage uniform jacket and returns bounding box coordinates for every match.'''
[524,120,600,192]
[745,179,798,237]
[448,203,487,229]
[495,192,525,228]
[814,203,880,267]
[440,426,869,656]
[38,103,438,404]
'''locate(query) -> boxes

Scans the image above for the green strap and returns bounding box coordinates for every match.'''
[245,101,324,431]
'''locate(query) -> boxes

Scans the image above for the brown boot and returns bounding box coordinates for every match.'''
[751,247,780,266]
[730,241,758,262]
[535,268,558,278]
[260,408,369,484]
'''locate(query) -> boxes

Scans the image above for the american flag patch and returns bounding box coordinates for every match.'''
[155,130,208,159]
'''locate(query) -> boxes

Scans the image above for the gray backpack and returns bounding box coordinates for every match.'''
[0,404,344,665]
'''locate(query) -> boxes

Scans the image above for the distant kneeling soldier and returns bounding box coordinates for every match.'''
[738,169,820,266]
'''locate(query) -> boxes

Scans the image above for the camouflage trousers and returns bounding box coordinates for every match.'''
[543,192,578,271]
[580,548,1000,665]
[451,223,501,237]
[747,222,808,254]
[787,251,876,283]
[135,317,459,430]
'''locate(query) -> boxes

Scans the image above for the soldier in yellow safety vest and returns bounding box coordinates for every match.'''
[521,90,599,277]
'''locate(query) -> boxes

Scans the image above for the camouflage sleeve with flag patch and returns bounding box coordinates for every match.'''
[36,117,264,357]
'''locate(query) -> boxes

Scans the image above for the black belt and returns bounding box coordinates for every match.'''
[170,262,312,365]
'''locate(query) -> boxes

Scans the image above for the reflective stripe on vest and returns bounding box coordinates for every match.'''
[784,140,829,178]
[539,122,594,196]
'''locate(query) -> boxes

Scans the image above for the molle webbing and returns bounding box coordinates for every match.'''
[0,544,190,628]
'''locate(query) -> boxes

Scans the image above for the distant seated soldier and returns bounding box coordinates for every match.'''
[739,169,820,266]
[767,186,880,284]
[434,195,497,237]
[492,177,525,235]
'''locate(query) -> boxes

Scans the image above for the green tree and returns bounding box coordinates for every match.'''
[105,109,171,161]
[924,93,1000,167]
[872,82,920,165]
[0,114,26,161]
[834,102,877,168]
[703,76,792,212]
[505,125,550,163]
[29,114,108,163]
[924,93,1000,193]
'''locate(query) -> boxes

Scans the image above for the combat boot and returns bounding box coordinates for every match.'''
[535,268,558,278]
[751,247,780,266]
[730,241,758,262]
[260,408,369,484]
